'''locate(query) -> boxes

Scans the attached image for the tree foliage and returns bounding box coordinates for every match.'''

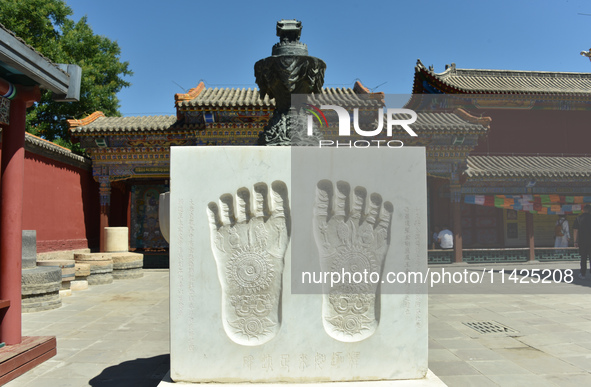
[0,0,132,149]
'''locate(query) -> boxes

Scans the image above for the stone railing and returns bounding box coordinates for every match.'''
[428,247,580,264]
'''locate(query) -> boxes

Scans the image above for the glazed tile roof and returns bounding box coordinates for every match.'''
[465,156,591,178]
[24,133,89,164]
[416,60,591,95]
[406,111,488,133]
[177,87,274,108]
[70,109,488,135]
[176,86,383,108]
[1,129,90,166]
[70,115,177,133]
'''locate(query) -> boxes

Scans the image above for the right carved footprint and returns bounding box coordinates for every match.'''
[313,180,393,342]
[207,181,289,346]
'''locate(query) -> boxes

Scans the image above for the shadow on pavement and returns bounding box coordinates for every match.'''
[89,354,169,387]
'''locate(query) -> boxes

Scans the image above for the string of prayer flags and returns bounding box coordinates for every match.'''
[463,194,591,215]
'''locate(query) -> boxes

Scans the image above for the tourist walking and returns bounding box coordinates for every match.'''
[554,215,570,248]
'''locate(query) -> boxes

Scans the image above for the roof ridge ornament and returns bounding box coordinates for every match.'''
[67,111,105,130]
[444,63,456,72]
[453,108,491,129]
[175,82,205,102]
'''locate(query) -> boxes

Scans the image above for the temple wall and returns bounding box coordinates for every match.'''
[472,109,591,155]
[0,142,100,252]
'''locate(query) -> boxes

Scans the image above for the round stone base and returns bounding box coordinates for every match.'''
[113,268,144,280]
[112,253,144,280]
[87,273,113,285]
[22,266,62,313]
[75,253,114,286]
[22,294,61,313]
[36,259,75,291]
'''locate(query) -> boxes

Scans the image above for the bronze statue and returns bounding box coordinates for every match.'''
[255,20,326,145]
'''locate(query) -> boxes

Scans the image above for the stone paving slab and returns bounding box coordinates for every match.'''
[429,261,591,386]
[4,270,170,387]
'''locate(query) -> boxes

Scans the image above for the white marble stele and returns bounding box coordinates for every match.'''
[169,146,428,384]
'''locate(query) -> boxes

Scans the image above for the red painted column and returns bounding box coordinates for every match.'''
[98,176,111,252]
[127,186,132,243]
[0,85,40,345]
[450,182,463,264]
[452,200,463,263]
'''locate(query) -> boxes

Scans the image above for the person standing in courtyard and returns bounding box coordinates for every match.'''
[554,215,570,248]
[437,225,453,250]
[573,204,591,279]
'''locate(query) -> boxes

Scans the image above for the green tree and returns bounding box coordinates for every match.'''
[0,0,132,150]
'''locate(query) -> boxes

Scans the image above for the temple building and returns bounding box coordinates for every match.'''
[69,80,490,258]
[67,59,591,265]
[413,59,591,262]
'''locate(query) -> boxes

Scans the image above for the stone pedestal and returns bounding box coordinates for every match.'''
[36,260,75,297]
[112,252,144,279]
[158,371,447,387]
[169,147,428,383]
[73,253,113,285]
[21,267,62,312]
[21,230,37,270]
[103,227,128,253]
[21,231,62,312]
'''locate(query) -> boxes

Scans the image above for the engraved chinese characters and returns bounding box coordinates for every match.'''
[207,181,289,346]
[313,180,393,342]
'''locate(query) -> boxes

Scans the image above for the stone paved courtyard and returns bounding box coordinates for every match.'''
[5,270,169,387]
[5,262,591,386]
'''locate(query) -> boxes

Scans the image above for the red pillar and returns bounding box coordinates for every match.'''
[127,185,132,245]
[0,85,40,345]
[449,181,463,263]
[452,200,463,263]
[99,207,109,252]
[526,212,536,261]
[98,176,111,252]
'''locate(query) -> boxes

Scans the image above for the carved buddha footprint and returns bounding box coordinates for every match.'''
[313,180,393,342]
[207,181,289,346]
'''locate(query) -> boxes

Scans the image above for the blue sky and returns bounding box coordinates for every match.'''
[67,0,591,117]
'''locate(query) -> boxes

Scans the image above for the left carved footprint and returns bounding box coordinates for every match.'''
[207,181,289,346]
